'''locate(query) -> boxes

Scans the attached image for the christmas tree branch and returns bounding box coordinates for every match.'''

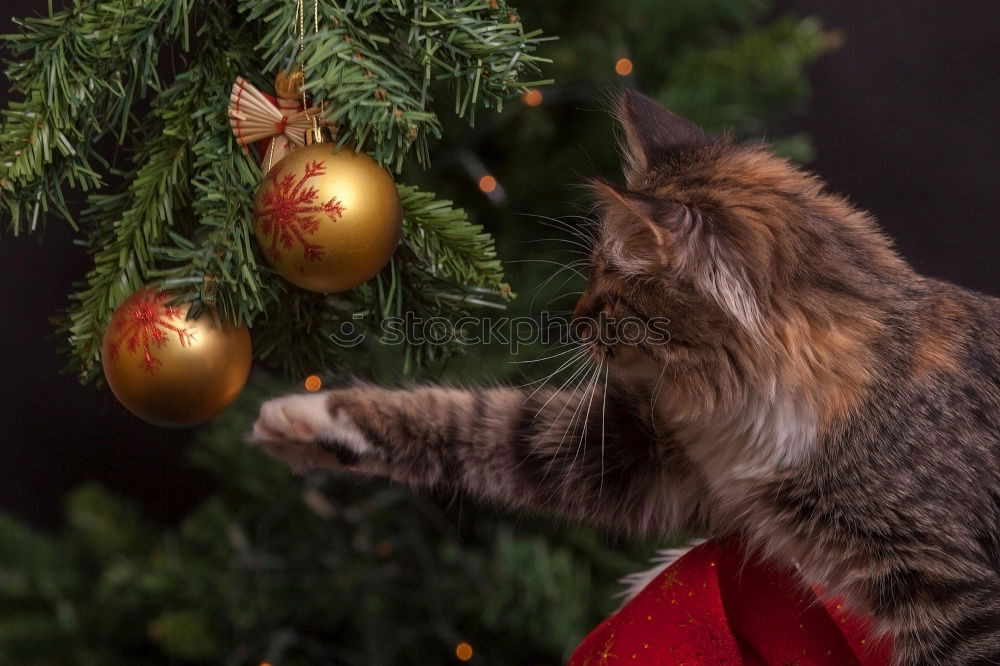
[240,0,551,170]
[0,0,195,233]
[397,184,507,293]
[151,24,272,328]
[65,67,203,381]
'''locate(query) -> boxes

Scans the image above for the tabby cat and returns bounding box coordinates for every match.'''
[251,91,1000,665]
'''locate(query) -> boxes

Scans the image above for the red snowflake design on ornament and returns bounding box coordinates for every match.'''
[254,160,345,262]
[107,291,196,373]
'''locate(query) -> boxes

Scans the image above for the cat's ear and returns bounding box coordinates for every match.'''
[591,179,763,336]
[617,90,712,186]
[589,179,699,271]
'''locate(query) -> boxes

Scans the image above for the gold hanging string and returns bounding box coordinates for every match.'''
[264,0,320,171]
[295,0,320,130]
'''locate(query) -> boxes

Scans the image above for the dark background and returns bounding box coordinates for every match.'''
[1,0,997,528]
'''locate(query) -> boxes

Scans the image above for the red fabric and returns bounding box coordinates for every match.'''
[569,539,892,665]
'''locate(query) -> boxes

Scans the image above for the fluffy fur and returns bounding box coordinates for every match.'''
[252,90,1000,665]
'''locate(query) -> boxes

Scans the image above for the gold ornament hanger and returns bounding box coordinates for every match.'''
[227,0,333,171]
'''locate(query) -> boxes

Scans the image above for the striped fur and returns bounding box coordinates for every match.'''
[253,91,1000,665]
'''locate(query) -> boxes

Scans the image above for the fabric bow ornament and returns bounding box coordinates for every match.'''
[228,71,332,171]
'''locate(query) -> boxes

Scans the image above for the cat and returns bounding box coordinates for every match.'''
[250,90,1000,665]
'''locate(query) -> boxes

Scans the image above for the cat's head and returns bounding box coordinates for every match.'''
[574,91,906,406]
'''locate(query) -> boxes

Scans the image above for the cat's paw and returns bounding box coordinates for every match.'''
[249,392,382,474]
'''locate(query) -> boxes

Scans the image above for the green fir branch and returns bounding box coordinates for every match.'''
[240,0,551,170]
[0,0,195,233]
[151,22,272,327]
[397,184,507,294]
[65,67,203,381]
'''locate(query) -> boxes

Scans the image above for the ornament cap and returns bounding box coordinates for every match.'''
[274,69,304,99]
[304,124,335,145]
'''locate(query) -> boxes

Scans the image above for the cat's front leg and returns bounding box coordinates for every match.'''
[251,386,526,490]
[254,385,507,487]
[251,385,706,534]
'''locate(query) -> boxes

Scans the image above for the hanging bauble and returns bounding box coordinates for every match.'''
[252,133,402,293]
[101,287,253,428]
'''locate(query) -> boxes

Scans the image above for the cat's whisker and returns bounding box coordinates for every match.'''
[518,236,595,255]
[508,337,583,375]
[528,225,597,256]
[536,262,587,310]
[509,258,588,302]
[566,358,603,485]
[557,361,603,478]
[517,351,597,473]
[533,352,597,445]
[526,339,583,360]
[519,347,591,401]
[543,288,585,310]
[509,344,585,365]
[505,349,586,389]
[508,348,582,387]
[516,213,598,246]
[534,356,595,423]
[535,350,598,440]
[598,363,609,500]
[544,359,602,483]
[549,214,599,244]
[527,258,589,313]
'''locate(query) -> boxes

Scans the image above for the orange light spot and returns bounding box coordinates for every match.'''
[522,88,543,106]
[478,175,497,193]
[375,539,393,557]
[615,58,633,76]
[261,663,272,666]
[455,642,473,661]
[304,375,322,392]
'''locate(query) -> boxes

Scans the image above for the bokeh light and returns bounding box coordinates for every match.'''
[478,175,497,193]
[522,88,543,106]
[615,57,633,76]
[304,374,322,392]
[455,642,474,661]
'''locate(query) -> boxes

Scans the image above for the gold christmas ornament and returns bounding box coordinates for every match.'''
[252,136,402,292]
[101,288,253,428]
